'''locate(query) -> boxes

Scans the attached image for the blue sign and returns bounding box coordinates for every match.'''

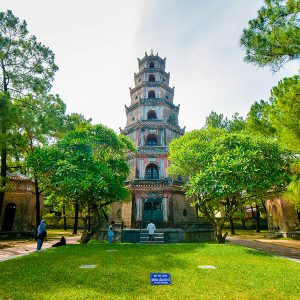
[150,273,172,285]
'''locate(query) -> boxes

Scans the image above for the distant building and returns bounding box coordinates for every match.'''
[0,173,43,232]
[111,52,197,227]
[266,198,300,238]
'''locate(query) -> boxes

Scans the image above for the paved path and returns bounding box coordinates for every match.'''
[0,236,80,262]
[227,236,300,263]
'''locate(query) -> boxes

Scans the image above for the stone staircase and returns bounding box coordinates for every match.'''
[139,229,165,244]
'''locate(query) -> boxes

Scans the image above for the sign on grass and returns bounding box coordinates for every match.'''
[150,273,171,285]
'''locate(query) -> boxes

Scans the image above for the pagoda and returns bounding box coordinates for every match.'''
[111,51,197,228]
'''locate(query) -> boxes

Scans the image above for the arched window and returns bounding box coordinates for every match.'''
[145,163,159,180]
[146,134,158,146]
[147,110,157,120]
[148,90,155,98]
[148,74,155,82]
[149,62,154,68]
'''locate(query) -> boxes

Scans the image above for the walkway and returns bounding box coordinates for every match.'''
[0,236,80,262]
[227,236,300,262]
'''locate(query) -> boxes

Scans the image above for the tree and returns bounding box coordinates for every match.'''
[204,111,246,133]
[246,100,276,136]
[240,0,300,71]
[169,129,293,243]
[13,94,66,227]
[270,75,300,152]
[267,75,300,210]
[204,111,228,130]
[27,124,135,243]
[0,10,58,217]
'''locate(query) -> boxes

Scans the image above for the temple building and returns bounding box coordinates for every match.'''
[111,52,198,228]
[0,173,42,234]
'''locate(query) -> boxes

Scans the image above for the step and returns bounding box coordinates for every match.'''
[139,230,165,244]
[140,238,164,241]
[139,240,165,244]
[139,233,164,237]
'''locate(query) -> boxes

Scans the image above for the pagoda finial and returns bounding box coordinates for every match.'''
[145,51,148,56]
[151,49,153,55]
[156,52,158,56]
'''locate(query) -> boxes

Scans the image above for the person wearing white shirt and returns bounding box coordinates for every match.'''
[146,220,156,242]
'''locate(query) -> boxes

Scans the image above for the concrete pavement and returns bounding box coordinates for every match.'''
[0,236,80,262]
[227,236,300,263]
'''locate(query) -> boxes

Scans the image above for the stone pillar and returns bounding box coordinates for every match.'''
[136,198,143,221]
[162,197,168,222]
[160,129,164,146]
[139,159,144,179]
[140,130,145,146]
[160,159,165,179]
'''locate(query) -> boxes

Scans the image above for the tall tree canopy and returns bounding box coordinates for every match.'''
[27,124,135,242]
[0,10,58,217]
[169,129,293,243]
[205,111,245,133]
[246,100,276,137]
[240,0,300,71]
[270,75,300,152]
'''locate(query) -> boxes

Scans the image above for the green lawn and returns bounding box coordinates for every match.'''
[0,242,299,300]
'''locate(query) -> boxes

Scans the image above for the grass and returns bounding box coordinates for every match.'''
[0,242,299,300]
[46,229,81,240]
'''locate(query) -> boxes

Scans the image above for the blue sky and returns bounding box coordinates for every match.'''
[0,0,298,131]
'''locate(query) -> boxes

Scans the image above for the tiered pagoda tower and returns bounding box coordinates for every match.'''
[112,52,197,228]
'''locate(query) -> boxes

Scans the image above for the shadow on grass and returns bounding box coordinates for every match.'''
[242,248,274,258]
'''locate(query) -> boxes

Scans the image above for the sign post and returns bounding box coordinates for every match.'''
[150,273,172,285]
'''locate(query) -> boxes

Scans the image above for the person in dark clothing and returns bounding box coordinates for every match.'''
[36,220,47,251]
[52,236,66,247]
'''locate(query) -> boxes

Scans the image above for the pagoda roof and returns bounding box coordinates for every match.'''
[125,179,184,193]
[121,120,185,135]
[125,98,179,113]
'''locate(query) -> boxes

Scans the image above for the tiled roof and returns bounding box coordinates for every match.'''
[7,173,33,182]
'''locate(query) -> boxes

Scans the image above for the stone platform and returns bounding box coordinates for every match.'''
[120,227,215,243]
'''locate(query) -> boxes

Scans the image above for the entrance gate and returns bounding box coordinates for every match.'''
[142,198,163,225]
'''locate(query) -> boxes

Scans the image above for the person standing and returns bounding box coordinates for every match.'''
[36,220,47,251]
[108,220,115,243]
[147,220,156,242]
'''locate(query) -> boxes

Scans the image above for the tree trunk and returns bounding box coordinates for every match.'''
[0,147,6,219]
[62,204,67,230]
[73,203,79,234]
[215,224,228,244]
[0,69,8,221]
[256,205,261,233]
[241,207,246,229]
[229,217,235,235]
[261,199,267,215]
[34,178,41,233]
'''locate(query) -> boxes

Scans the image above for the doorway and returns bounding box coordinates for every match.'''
[1,203,16,231]
[142,198,163,225]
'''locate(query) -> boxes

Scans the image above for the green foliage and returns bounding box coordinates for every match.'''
[246,100,276,136]
[0,9,59,217]
[241,0,300,71]
[169,129,294,242]
[284,160,300,211]
[205,111,245,132]
[205,111,228,129]
[0,243,300,299]
[27,124,135,221]
[0,10,58,96]
[270,75,300,152]
[63,113,92,132]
